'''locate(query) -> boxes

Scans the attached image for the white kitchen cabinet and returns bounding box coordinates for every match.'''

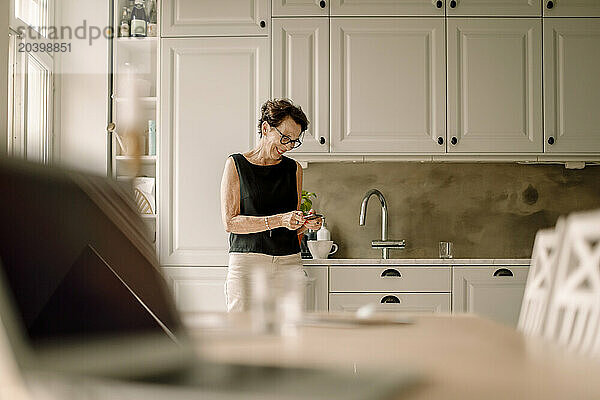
[330,18,446,153]
[543,19,600,154]
[447,0,541,16]
[162,267,228,313]
[330,266,451,292]
[329,293,451,314]
[453,266,529,327]
[447,19,543,153]
[272,0,328,16]
[543,0,600,17]
[330,0,444,16]
[160,37,269,266]
[329,265,451,314]
[161,0,270,37]
[163,267,325,314]
[272,18,329,153]
[304,267,328,311]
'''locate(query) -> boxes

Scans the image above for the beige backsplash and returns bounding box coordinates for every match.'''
[301,162,600,259]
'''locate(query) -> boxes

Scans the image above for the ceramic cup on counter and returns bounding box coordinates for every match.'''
[307,240,338,259]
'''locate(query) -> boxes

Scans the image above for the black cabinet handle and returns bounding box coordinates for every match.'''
[493,268,514,277]
[546,1,554,9]
[319,136,326,145]
[320,0,326,8]
[436,0,443,8]
[381,269,402,278]
[380,295,401,304]
[547,136,555,145]
[450,0,457,8]
[260,20,266,28]
[451,136,458,145]
[437,136,444,145]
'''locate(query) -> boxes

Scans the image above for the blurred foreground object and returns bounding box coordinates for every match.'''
[543,209,600,355]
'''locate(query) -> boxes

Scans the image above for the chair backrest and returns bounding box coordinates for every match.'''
[518,224,562,336]
[543,209,600,355]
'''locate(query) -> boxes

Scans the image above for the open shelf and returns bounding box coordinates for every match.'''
[116,36,158,51]
[112,0,160,255]
[116,155,157,162]
[115,96,157,104]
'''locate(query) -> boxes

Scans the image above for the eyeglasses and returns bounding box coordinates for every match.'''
[273,126,303,149]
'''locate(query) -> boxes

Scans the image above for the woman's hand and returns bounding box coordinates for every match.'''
[302,209,322,231]
[304,216,322,231]
[280,211,306,230]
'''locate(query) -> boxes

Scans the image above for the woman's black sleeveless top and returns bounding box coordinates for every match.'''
[228,153,300,256]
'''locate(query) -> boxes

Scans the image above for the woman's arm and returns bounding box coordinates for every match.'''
[220,157,301,234]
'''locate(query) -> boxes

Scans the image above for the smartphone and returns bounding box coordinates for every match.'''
[304,213,323,220]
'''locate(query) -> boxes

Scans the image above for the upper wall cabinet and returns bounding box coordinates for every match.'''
[447,19,542,153]
[330,0,444,16]
[272,0,328,16]
[161,0,270,37]
[543,0,600,16]
[544,19,600,153]
[447,0,541,16]
[272,18,329,153]
[330,18,446,153]
[160,37,269,266]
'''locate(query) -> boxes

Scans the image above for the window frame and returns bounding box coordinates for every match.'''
[8,0,55,163]
[10,0,54,40]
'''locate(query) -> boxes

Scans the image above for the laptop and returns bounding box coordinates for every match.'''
[0,159,419,400]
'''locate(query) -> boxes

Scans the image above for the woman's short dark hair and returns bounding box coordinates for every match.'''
[258,98,309,137]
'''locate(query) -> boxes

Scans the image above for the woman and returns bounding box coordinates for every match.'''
[220,99,323,312]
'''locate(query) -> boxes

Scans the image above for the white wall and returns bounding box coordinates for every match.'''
[55,0,108,174]
[0,0,8,155]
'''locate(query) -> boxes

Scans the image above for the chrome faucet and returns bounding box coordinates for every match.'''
[359,189,405,259]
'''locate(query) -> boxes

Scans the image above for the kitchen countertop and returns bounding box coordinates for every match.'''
[303,258,530,266]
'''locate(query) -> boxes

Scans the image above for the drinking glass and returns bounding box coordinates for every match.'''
[249,266,305,336]
[439,241,453,259]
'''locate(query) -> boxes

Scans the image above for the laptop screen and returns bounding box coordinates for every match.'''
[0,160,182,346]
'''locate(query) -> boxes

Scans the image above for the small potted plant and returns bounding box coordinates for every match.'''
[299,190,317,258]
[300,190,317,215]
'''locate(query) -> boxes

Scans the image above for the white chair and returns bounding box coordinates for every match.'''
[518,222,563,336]
[543,209,600,355]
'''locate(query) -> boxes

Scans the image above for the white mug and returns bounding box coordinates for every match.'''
[307,240,338,259]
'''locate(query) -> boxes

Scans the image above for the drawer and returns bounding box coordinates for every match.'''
[329,293,450,314]
[330,266,451,292]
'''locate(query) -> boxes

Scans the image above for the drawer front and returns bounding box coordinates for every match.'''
[330,266,451,292]
[453,266,529,327]
[329,293,451,314]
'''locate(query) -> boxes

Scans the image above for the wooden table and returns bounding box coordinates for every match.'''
[187,313,600,400]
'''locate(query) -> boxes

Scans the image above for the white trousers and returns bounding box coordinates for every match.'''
[225,252,303,312]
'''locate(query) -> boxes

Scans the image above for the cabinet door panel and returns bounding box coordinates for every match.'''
[160,37,269,266]
[331,18,446,153]
[543,0,600,16]
[162,267,228,315]
[272,0,328,16]
[544,19,600,153]
[162,0,269,37]
[453,266,529,327]
[304,267,328,311]
[329,293,451,314]
[273,18,329,153]
[447,0,541,16]
[330,0,444,16]
[447,19,542,153]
